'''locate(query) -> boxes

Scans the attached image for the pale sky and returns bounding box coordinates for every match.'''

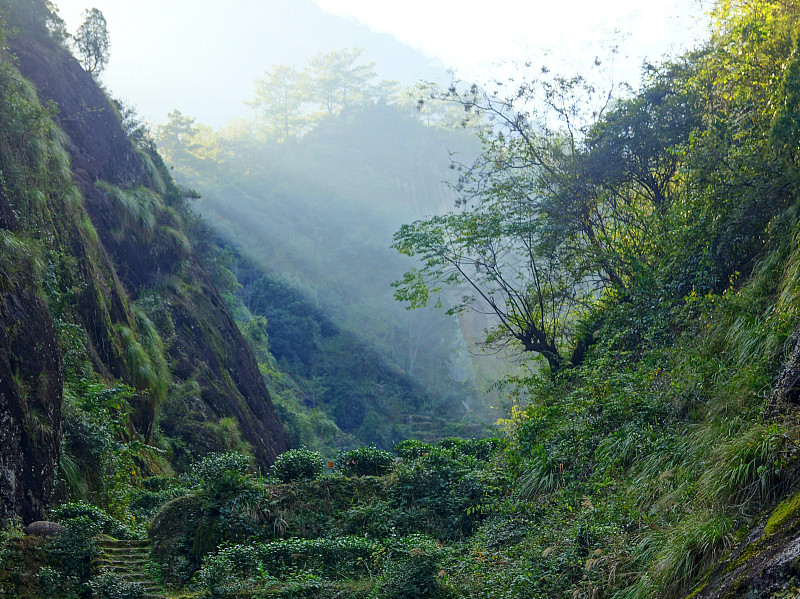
[311,0,707,82]
[51,0,708,127]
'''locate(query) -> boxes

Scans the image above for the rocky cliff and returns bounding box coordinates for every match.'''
[0,5,288,524]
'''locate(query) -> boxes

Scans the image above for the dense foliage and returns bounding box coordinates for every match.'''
[385,1,800,597]
[6,0,800,598]
[338,446,395,476]
[272,448,325,483]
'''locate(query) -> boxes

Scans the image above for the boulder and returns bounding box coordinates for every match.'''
[23,521,63,536]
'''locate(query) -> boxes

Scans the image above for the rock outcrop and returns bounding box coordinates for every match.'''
[0,12,287,523]
[0,184,62,524]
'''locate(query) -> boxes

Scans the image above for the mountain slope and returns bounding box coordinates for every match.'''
[0,2,287,523]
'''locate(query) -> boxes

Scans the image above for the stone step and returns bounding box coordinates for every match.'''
[97,546,151,553]
[99,546,150,553]
[96,557,150,565]
[96,563,150,572]
[98,540,150,547]
[101,576,162,592]
[98,550,150,557]
[96,551,150,560]
[93,537,163,597]
[97,539,150,546]
[111,570,150,579]
[98,571,151,578]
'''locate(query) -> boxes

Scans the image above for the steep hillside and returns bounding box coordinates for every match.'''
[156,89,489,448]
[0,1,287,524]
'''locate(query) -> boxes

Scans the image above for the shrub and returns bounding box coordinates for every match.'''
[272,572,329,598]
[186,451,252,488]
[393,439,434,460]
[380,553,441,599]
[435,437,501,461]
[150,458,274,585]
[379,536,445,599]
[0,518,24,570]
[36,566,67,598]
[196,544,272,599]
[434,437,471,452]
[257,536,378,577]
[45,518,100,594]
[338,446,395,476]
[341,500,402,538]
[390,448,488,540]
[89,571,145,599]
[149,494,207,584]
[51,501,136,539]
[129,476,188,519]
[196,536,377,597]
[272,448,324,483]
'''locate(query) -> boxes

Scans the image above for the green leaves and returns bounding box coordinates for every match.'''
[391,176,586,375]
[73,8,110,76]
[337,446,395,477]
[249,48,384,141]
[272,448,325,483]
[770,29,800,169]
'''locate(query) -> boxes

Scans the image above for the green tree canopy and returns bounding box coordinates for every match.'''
[73,7,109,76]
[306,48,377,115]
[250,65,309,141]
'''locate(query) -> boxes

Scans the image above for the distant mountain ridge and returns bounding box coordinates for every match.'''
[57,0,452,127]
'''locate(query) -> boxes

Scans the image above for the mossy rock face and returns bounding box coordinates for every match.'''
[765,489,800,539]
[5,25,289,469]
[691,495,800,599]
[0,182,62,527]
[8,36,148,189]
[160,262,289,468]
[0,205,62,523]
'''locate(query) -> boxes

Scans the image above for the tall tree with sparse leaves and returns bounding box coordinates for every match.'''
[73,7,109,76]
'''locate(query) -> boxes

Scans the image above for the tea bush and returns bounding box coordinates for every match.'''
[196,536,378,597]
[51,500,137,539]
[196,544,273,599]
[380,553,442,599]
[270,572,329,598]
[128,476,188,519]
[435,437,501,461]
[258,536,378,577]
[44,518,100,596]
[272,449,324,483]
[186,451,251,488]
[393,440,433,460]
[50,501,137,539]
[150,453,274,584]
[340,499,401,538]
[89,571,145,599]
[378,535,446,599]
[338,446,395,476]
[390,448,490,540]
[36,566,66,598]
